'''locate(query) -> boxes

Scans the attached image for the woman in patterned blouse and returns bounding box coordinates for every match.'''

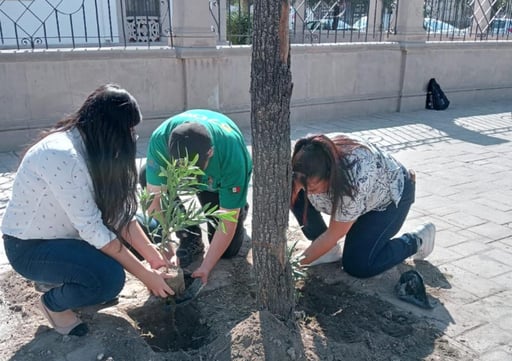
[291,133,435,277]
[2,84,176,337]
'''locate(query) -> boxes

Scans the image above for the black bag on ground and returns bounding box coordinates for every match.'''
[426,78,450,110]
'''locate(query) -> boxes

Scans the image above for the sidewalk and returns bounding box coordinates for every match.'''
[1,102,511,360]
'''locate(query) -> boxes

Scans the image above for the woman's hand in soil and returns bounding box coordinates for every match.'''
[146,244,178,270]
[192,266,209,285]
[142,268,176,298]
[145,244,168,269]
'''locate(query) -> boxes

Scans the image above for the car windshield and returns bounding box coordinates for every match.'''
[306,18,356,32]
[491,19,512,31]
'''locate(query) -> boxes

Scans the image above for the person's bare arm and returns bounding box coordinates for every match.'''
[300,219,354,265]
[121,219,175,269]
[101,238,174,298]
[146,183,163,215]
[192,207,240,284]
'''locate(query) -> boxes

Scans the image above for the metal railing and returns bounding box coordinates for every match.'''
[0,0,173,50]
[223,0,512,44]
[290,0,399,43]
[224,0,400,45]
[424,0,512,41]
[1,0,511,51]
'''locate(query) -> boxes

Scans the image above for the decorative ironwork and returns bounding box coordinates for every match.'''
[220,0,512,45]
[210,0,221,41]
[126,16,160,42]
[424,0,512,41]
[21,36,44,49]
[160,0,172,37]
[2,0,510,49]
[0,0,173,50]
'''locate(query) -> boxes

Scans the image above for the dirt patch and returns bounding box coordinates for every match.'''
[0,241,478,361]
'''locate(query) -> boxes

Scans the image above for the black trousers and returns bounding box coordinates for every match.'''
[193,190,247,258]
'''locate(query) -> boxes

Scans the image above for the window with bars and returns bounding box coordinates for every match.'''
[125,0,161,42]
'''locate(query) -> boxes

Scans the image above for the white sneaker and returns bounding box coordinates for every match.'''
[306,243,343,266]
[412,222,436,260]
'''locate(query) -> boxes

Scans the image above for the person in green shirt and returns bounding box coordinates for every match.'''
[140,109,252,284]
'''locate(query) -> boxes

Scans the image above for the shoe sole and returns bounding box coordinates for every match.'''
[37,296,88,336]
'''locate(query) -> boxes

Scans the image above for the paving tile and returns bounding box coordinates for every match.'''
[480,347,512,361]
[438,264,507,299]
[428,246,464,266]
[461,291,512,330]
[482,248,512,266]
[466,223,512,242]
[447,240,493,257]
[457,323,512,354]
[437,212,487,229]
[451,253,512,279]
[437,229,481,248]
[500,237,512,247]
[450,203,512,226]
[492,240,512,253]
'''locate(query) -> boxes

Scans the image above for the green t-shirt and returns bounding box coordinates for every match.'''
[145,109,252,210]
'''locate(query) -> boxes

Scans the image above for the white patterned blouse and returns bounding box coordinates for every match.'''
[1,128,116,248]
[307,135,406,222]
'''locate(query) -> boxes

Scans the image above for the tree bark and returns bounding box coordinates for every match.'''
[250,0,294,320]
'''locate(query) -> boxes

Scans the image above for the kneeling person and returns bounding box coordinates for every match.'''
[142,109,252,284]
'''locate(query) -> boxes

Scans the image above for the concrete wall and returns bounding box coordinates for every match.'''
[1,40,512,151]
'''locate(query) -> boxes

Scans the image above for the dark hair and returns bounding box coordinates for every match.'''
[291,134,358,220]
[30,84,141,240]
[168,122,212,169]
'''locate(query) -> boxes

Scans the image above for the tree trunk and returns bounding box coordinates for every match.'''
[250,0,294,320]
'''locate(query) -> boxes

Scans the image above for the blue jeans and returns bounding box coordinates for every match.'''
[3,235,125,312]
[292,167,417,278]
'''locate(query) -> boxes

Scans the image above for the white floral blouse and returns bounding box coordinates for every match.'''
[307,135,405,222]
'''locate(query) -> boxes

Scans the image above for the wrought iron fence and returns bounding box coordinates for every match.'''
[1,0,511,51]
[0,0,173,50]
[223,0,512,44]
[424,0,512,41]
[224,0,399,45]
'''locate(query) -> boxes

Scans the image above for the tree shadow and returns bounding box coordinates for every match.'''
[195,230,309,361]
[289,103,512,150]
[413,260,452,289]
[295,259,476,360]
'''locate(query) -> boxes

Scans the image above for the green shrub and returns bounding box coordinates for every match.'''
[227,12,252,45]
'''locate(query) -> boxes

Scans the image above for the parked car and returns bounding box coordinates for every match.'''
[328,18,357,31]
[305,18,357,32]
[305,19,329,31]
[424,17,468,36]
[353,16,367,31]
[490,18,512,35]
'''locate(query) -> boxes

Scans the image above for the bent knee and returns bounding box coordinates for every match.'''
[342,259,375,279]
[98,264,125,298]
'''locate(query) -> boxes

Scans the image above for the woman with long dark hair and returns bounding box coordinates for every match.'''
[2,84,175,337]
[291,133,435,277]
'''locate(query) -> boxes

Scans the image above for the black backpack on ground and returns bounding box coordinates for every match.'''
[426,78,450,110]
